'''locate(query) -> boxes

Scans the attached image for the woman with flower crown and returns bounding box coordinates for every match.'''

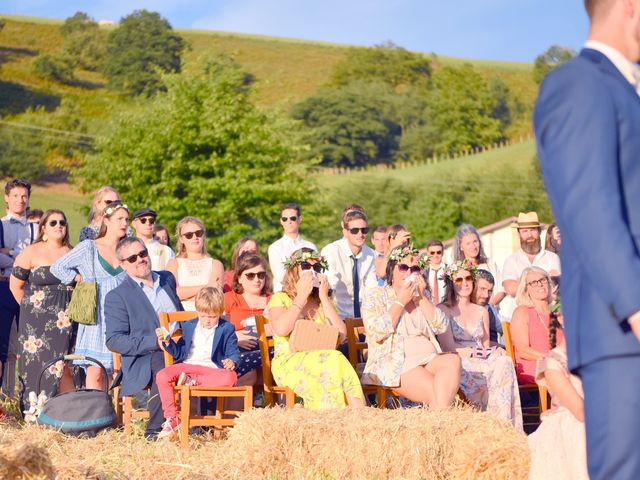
[438,259,523,428]
[361,245,461,408]
[267,247,364,409]
[9,209,76,418]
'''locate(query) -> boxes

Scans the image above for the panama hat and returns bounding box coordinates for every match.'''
[513,211,541,229]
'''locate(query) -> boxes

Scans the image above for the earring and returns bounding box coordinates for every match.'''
[42,234,48,242]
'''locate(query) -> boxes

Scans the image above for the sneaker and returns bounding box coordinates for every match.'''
[176,372,199,387]
[157,417,180,440]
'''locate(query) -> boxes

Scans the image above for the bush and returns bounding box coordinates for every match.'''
[33,52,76,84]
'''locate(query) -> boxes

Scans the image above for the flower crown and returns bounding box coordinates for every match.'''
[388,244,430,269]
[443,259,479,280]
[104,203,129,217]
[550,298,562,314]
[283,250,329,271]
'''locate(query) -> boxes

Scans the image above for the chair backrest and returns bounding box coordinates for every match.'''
[159,311,198,366]
[344,317,366,369]
[255,314,276,391]
[501,321,516,365]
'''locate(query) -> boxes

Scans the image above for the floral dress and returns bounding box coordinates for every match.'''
[267,292,364,409]
[451,315,523,429]
[12,265,76,414]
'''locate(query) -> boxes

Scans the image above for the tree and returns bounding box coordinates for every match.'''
[533,45,576,84]
[60,12,105,71]
[33,52,76,84]
[77,57,311,261]
[103,10,185,96]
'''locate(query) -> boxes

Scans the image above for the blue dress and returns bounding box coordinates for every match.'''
[51,240,125,370]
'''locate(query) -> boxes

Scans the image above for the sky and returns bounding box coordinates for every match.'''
[1,1,589,62]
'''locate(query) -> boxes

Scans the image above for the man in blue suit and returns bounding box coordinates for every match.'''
[534,1,640,478]
[105,236,182,440]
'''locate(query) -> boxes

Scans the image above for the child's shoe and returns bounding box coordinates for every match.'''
[157,417,180,439]
[176,372,199,387]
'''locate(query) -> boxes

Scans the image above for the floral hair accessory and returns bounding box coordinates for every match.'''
[443,259,479,280]
[417,253,431,270]
[550,298,562,314]
[104,203,129,217]
[388,244,419,263]
[283,250,329,271]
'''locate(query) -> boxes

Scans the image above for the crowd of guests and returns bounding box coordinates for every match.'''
[0,178,585,476]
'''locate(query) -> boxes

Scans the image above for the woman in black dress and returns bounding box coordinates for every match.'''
[10,209,75,418]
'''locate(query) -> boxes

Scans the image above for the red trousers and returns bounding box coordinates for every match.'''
[156,363,237,418]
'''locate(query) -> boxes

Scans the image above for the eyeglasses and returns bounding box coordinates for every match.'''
[104,199,117,205]
[48,219,67,227]
[300,262,324,273]
[397,264,421,274]
[121,249,149,264]
[428,250,443,255]
[137,217,155,225]
[527,278,549,288]
[244,271,267,281]
[453,275,474,285]
[182,229,204,240]
[281,216,298,222]
[348,227,369,235]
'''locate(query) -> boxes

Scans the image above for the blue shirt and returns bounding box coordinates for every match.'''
[0,214,35,274]
[132,272,178,320]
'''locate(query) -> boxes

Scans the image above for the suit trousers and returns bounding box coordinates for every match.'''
[146,350,168,437]
[0,281,19,376]
[580,355,640,480]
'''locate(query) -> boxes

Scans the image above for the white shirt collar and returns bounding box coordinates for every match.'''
[338,237,362,259]
[584,40,640,87]
[131,271,159,289]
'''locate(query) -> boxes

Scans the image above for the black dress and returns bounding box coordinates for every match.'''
[12,265,76,416]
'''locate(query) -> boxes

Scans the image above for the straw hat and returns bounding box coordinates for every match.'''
[513,212,541,229]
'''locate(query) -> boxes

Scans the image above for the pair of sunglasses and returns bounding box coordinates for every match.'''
[301,262,324,273]
[348,227,369,235]
[48,219,67,227]
[122,249,149,264]
[454,275,474,285]
[244,271,267,281]
[428,250,443,255]
[398,264,421,274]
[138,217,155,225]
[281,216,298,222]
[182,229,204,240]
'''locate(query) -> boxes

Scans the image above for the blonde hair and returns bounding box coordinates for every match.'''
[282,247,320,303]
[515,267,552,307]
[88,186,119,224]
[195,287,224,315]
[174,216,208,258]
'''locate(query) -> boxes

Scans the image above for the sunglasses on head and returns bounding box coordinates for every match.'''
[428,250,442,255]
[300,262,324,273]
[122,249,149,264]
[454,275,474,285]
[397,264,421,274]
[281,216,298,222]
[244,271,267,281]
[182,229,204,240]
[48,219,67,227]
[137,217,155,225]
[348,227,369,235]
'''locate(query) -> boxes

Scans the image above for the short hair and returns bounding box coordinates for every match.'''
[27,208,44,220]
[195,287,224,315]
[341,204,365,224]
[452,224,488,264]
[230,236,259,270]
[116,236,145,258]
[475,269,495,285]
[232,252,271,295]
[372,225,387,235]
[343,210,368,228]
[426,239,443,249]
[281,203,301,216]
[5,179,31,196]
[515,267,553,307]
[584,0,614,19]
[387,224,407,241]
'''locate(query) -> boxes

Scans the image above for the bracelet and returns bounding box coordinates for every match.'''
[291,302,304,311]
[392,300,405,309]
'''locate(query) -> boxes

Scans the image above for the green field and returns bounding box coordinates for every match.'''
[28,184,87,243]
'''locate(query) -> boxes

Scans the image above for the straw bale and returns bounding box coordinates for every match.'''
[0,440,55,479]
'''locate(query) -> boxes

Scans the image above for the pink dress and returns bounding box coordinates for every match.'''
[515,307,563,384]
[528,346,588,480]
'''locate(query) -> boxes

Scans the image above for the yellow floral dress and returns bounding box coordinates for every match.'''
[267,292,364,409]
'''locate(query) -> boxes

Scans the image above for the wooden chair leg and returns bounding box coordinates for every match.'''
[113,386,123,426]
[264,389,275,407]
[180,386,190,449]
[123,396,132,434]
[538,385,549,413]
[244,387,252,412]
[378,387,387,409]
[285,388,295,409]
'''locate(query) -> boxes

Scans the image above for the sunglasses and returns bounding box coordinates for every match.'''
[48,219,67,227]
[182,229,204,240]
[397,264,421,274]
[281,216,298,222]
[300,262,324,273]
[428,250,443,255]
[244,271,267,281]
[348,227,369,235]
[122,249,149,264]
[137,217,155,225]
[104,199,118,205]
[453,275,474,285]
[527,278,549,288]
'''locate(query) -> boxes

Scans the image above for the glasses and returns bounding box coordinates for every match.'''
[300,262,324,273]
[527,277,549,288]
[48,219,67,227]
[428,250,443,255]
[182,229,204,240]
[121,249,149,264]
[244,271,267,281]
[453,275,474,285]
[104,199,117,205]
[281,216,298,222]
[137,217,155,225]
[397,264,421,274]
[348,227,369,235]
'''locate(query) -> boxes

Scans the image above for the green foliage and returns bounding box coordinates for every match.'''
[103,10,186,96]
[33,52,76,84]
[330,41,431,88]
[77,56,311,262]
[533,45,576,84]
[0,126,48,179]
[60,12,105,71]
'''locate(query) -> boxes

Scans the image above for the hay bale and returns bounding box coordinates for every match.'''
[0,440,56,480]
[224,406,529,479]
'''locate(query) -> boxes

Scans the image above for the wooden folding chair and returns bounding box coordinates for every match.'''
[159,311,253,448]
[112,351,150,434]
[255,314,296,408]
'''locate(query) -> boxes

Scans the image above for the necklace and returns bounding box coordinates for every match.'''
[534,308,549,334]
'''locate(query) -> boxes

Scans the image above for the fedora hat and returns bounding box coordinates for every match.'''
[513,211,541,229]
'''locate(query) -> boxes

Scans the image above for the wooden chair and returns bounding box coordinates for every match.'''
[159,311,253,448]
[502,321,549,421]
[255,314,296,408]
[112,351,150,434]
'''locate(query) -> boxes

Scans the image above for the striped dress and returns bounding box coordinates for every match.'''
[51,240,125,370]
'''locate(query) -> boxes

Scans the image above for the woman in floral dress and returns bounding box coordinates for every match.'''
[9,210,75,416]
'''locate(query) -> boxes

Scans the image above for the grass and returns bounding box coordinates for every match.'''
[28,183,88,243]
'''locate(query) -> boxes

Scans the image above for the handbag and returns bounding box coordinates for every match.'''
[289,319,339,352]
[68,241,98,325]
[36,355,116,437]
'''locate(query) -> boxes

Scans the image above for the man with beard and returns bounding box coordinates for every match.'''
[500,212,560,320]
[473,269,503,347]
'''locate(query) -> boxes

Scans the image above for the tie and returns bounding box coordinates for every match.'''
[432,268,439,304]
[351,255,361,318]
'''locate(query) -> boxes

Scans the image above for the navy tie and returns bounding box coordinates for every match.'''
[351,255,361,318]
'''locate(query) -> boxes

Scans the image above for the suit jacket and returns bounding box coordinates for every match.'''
[164,318,241,367]
[105,271,182,396]
[534,48,640,371]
